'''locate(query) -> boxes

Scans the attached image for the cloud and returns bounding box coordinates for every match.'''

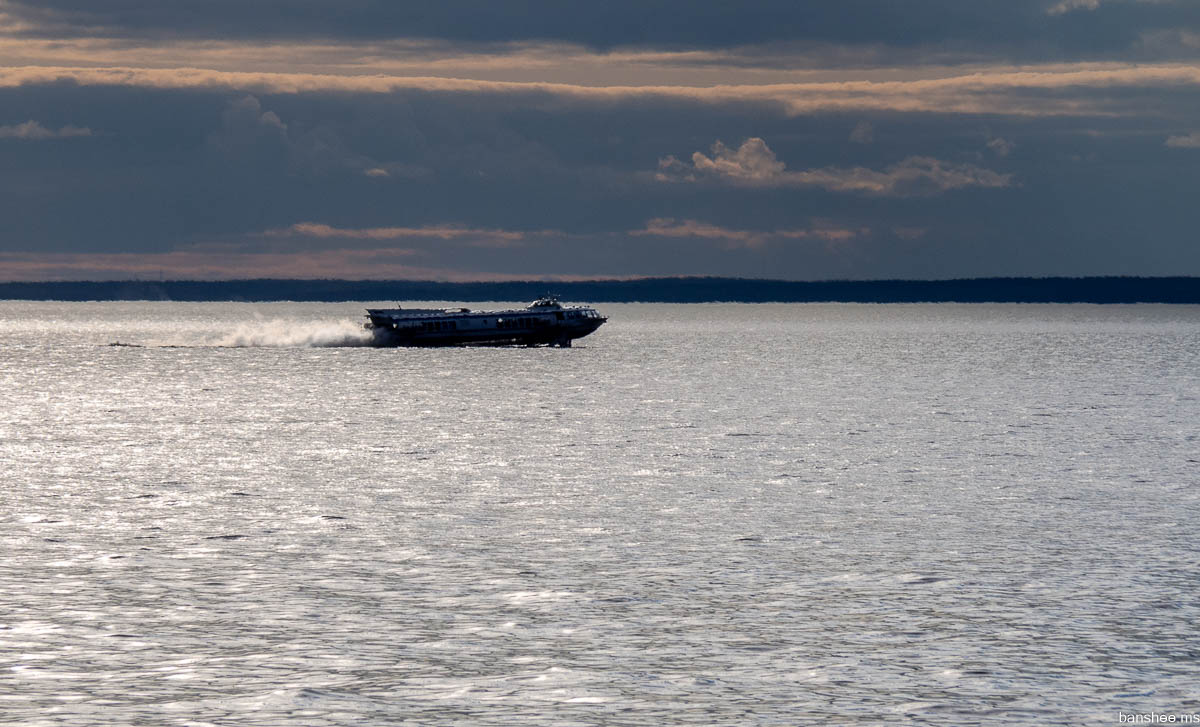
[0,119,92,139]
[795,157,1014,195]
[687,137,786,182]
[206,95,422,178]
[892,226,929,240]
[3,0,1196,64]
[207,95,288,158]
[0,3,1197,283]
[1046,0,1185,19]
[1046,0,1179,15]
[632,217,770,247]
[849,121,874,144]
[266,222,531,246]
[0,247,639,282]
[1047,0,1102,15]
[658,138,1013,196]
[1165,131,1200,148]
[0,248,429,281]
[631,218,867,249]
[5,62,1200,118]
[987,136,1016,156]
[0,1,1057,49]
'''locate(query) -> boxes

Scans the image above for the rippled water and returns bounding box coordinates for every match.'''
[2,301,1198,725]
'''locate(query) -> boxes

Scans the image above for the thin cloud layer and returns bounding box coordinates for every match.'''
[1047,0,1103,15]
[659,138,1013,196]
[0,119,91,139]
[7,61,1200,125]
[0,249,560,282]
[268,222,531,246]
[631,218,867,249]
[4,63,1200,118]
[1047,0,1181,15]
[1165,131,1200,148]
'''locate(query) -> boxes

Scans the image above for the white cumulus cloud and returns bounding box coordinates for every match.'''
[689,138,786,182]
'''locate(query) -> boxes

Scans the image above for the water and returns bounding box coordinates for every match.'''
[2,301,1198,725]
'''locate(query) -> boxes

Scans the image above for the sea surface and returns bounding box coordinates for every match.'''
[2,301,1198,726]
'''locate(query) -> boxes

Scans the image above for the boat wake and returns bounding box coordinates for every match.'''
[213,320,377,348]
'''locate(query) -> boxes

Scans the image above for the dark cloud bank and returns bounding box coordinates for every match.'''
[8,0,1200,59]
[3,0,1200,281]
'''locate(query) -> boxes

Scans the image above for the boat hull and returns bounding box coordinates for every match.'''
[367,320,604,347]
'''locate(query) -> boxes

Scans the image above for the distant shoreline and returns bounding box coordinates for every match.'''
[1,277,1197,304]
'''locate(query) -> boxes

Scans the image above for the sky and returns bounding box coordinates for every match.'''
[2,0,1199,281]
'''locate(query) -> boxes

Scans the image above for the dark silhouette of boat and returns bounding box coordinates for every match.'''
[364,296,606,347]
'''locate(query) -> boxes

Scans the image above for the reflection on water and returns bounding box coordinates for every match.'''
[2,302,1199,725]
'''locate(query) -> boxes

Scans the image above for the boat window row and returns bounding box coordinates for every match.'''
[420,320,457,332]
[497,317,540,330]
[566,310,601,319]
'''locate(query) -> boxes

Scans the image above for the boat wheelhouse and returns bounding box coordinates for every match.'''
[364,296,606,347]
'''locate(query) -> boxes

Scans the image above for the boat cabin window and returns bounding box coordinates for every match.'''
[497,317,540,330]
